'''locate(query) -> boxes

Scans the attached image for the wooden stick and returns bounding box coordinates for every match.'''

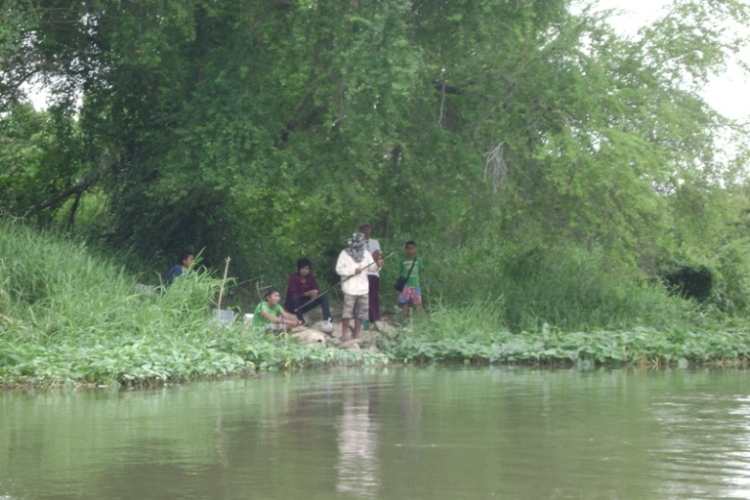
[217,257,231,311]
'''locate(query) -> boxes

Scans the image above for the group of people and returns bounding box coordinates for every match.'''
[164,222,425,340]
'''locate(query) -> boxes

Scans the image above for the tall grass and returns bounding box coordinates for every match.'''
[0,222,212,342]
[376,234,750,367]
[2,222,748,386]
[423,235,701,332]
[0,222,385,386]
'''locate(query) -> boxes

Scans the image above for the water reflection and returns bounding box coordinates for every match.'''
[2,368,750,499]
[651,388,750,500]
[336,384,380,497]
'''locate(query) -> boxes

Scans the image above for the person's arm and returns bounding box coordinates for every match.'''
[259,304,280,323]
[363,251,376,272]
[280,308,302,324]
[371,250,383,269]
[336,251,356,277]
[287,274,302,298]
[163,265,181,286]
[304,276,320,298]
[371,240,382,263]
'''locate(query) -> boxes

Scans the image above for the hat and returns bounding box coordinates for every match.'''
[359,221,371,229]
[347,232,366,248]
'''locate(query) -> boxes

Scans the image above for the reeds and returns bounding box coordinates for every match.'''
[384,235,750,366]
[423,236,698,332]
[2,222,747,387]
[0,222,385,387]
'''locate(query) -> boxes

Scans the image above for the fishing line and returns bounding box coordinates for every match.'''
[294,249,396,313]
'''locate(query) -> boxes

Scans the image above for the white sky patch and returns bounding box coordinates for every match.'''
[25,84,49,110]
[588,0,750,122]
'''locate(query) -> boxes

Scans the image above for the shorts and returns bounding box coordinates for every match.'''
[342,293,369,320]
[397,285,422,305]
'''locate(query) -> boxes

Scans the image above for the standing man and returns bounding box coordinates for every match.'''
[359,222,384,327]
[163,250,195,287]
[335,232,375,341]
[285,257,332,325]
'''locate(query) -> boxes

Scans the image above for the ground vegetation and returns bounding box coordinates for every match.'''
[2,1,750,385]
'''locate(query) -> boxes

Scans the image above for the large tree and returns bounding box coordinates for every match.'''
[1,0,748,282]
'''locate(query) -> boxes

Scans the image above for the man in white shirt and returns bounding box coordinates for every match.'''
[335,232,375,341]
[360,222,384,326]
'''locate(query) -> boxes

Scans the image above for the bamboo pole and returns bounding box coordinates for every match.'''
[217,257,231,312]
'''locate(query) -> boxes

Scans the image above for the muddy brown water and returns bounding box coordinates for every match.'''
[1,367,749,499]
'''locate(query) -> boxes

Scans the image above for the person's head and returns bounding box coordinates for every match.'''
[347,232,366,250]
[404,241,417,258]
[297,258,312,277]
[359,222,372,239]
[346,232,366,261]
[263,286,281,305]
[178,251,195,268]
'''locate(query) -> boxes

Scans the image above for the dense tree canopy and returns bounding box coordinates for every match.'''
[1,0,749,307]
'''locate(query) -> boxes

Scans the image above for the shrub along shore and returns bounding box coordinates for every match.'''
[1,223,749,389]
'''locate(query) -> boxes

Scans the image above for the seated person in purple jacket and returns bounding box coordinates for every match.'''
[285,258,331,324]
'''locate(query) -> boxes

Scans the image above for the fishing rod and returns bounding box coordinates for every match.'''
[293,249,396,313]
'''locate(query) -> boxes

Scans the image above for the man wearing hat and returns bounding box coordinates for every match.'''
[335,232,376,340]
[359,222,385,326]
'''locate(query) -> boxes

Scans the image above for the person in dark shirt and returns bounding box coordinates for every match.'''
[285,258,331,324]
[163,251,195,286]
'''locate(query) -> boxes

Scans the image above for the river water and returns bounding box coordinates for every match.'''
[1,367,749,499]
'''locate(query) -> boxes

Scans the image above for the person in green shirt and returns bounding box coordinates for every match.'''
[397,240,425,317]
[252,286,302,333]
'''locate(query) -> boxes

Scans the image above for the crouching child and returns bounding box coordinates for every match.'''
[252,287,302,333]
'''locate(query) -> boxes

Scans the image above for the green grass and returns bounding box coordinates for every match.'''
[391,305,750,368]
[2,221,750,388]
[422,236,709,332]
[0,222,386,387]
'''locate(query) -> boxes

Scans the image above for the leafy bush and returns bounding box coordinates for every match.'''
[2,221,750,387]
[0,222,386,386]
[421,234,696,332]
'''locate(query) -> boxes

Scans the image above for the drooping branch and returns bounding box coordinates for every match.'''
[484,142,507,196]
[27,161,119,216]
[65,190,82,231]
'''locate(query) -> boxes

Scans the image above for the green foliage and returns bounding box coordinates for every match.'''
[0,222,386,386]
[421,234,693,332]
[2,223,750,387]
[3,0,750,359]
[7,0,747,273]
[392,317,750,368]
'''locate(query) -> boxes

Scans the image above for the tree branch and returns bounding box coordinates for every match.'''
[27,161,120,215]
[432,81,462,95]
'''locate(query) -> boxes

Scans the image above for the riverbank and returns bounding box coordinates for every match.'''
[4,316,750,388]
[2,222,750,388]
